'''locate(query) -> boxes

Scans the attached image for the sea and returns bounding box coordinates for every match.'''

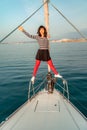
[0,42,87,123]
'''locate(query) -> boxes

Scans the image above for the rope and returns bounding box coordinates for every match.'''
[50,2,86,39]
[0,0,48,43]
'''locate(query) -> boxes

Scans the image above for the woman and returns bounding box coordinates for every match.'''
[18,25,62,84]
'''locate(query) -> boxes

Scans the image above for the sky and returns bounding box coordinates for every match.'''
[0,0,87,43]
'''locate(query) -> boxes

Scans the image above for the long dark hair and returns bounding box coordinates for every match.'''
[37,25,47,37]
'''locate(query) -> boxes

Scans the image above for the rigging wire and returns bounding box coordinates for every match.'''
[0,0,87,121]
[55,81,87,112]
[50,1,86,39]
[0,77,86,121]
[29,74,87,112]
[28,77,46,99]
[56,82,69,95]
[0,0,48,43]
[0,0,86,43]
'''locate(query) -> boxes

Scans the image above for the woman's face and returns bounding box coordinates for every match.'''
[39,28,44,35]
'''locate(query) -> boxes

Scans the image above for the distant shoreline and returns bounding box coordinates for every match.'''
[51,38,87,43]
[1,38,87,44]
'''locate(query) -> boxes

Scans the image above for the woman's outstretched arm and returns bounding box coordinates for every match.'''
[18,26,38,40]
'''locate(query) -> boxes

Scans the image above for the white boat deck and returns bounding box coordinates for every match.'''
[0,89,87,130]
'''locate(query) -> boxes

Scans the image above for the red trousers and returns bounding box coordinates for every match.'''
[32,60,58,77]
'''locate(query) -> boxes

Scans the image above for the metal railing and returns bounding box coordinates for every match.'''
[28,73,69,101]
[55,78,69,101]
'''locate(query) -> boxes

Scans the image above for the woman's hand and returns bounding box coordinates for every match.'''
[47,34,50,39]
[18,26,24,32]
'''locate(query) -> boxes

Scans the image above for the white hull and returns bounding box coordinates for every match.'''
[0,89,87,130]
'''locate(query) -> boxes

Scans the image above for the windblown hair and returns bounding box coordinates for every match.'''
[37,25,47,37]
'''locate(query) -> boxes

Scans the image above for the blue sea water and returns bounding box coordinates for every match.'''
[0,42,87,123]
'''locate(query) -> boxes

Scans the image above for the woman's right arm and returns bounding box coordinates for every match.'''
[18,26,38,40]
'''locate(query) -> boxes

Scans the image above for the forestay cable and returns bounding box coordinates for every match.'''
[0,0,48,43]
